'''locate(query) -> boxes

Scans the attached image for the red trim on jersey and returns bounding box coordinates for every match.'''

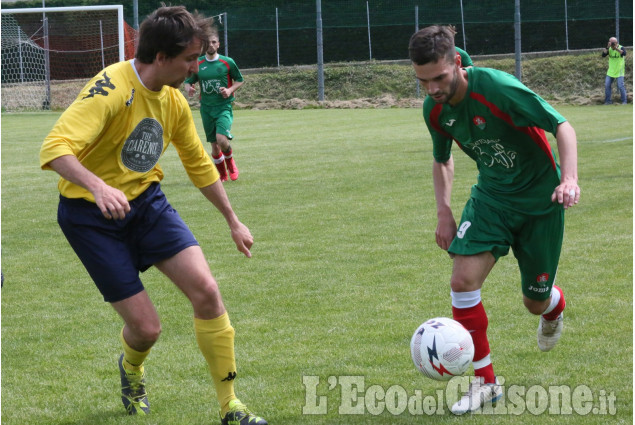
[194,59,206,101]
[218,58,233,89]
[469,92,557,170]
[430,104,450,138]
[429,104,464,151]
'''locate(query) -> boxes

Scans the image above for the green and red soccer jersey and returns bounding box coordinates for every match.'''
[455,46,473,67]
[185,54,244,108]
[423,67,567,214]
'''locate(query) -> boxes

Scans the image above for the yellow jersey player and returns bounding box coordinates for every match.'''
[40,6,267,425]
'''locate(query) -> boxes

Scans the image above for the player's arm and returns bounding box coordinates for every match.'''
[171,94,252,257]
[47,155,130,220]
[423,99,457,251]
[551,121,580,209]
[183,73,199,97]
[229,79,244,95]
[500,73,581,209]
[433,156,457,251]
[40,70,130,219]
[184,82,197,97]
[502,80,580,208]
[220,61,245,98]
[199,181,253,258]
[220,80,243,99]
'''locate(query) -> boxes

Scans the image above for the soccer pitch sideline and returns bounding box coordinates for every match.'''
[1,105,632,425]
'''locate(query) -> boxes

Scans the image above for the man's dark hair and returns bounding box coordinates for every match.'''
[409,25,457,65]
[136,5,212,64]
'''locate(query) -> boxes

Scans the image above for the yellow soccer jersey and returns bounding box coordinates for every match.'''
[40,60,219,202]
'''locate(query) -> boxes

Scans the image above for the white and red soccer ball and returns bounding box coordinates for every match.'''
[410,317,474,381]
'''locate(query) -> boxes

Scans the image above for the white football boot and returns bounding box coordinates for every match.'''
[537,313,564,352]
[451,376,502,415]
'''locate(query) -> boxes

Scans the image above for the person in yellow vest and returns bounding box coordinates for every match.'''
[602,37,627,105]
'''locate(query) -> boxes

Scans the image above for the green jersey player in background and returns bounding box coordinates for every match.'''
[409,25,580,415]
[455,45,473,68]
[185,32,244,182]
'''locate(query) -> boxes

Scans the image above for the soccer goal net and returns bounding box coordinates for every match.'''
[1,5,132,112]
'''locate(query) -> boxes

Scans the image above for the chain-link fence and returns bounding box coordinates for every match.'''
[2,0,631,110]
[193,0,632,69]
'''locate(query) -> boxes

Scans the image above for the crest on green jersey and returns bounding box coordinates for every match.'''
[473,115,486,130]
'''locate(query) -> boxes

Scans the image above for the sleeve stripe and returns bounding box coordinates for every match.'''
[218,58,233,89]
[469,91,556,170]
[429,104,464,151]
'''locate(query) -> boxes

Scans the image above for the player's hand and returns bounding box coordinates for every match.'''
[551,182,580,209]
[230,221,253,258]
[435,214,457,252]
[92,183,131,220]
[186,85,196,97]
[219,87,230,99]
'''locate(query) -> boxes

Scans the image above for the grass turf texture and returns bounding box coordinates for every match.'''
[1,105,632,424]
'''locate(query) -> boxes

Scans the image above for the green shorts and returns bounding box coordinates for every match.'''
[449,197,565,301]
[200,103,234,143]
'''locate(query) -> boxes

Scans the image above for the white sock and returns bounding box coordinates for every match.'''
[542,287,561,316]
[451,289,482,309]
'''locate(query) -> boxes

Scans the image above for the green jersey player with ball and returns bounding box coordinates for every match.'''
[409,25,580,415]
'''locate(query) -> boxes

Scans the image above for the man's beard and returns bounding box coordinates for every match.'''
[435,67,459,104]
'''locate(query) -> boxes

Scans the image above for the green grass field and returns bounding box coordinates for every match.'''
[1,105,632,425]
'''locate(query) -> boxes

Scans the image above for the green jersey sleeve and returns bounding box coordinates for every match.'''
[423,97,454,163]
[477,69,566,135]
[455,46,473,67]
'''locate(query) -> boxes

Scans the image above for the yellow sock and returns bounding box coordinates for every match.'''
[120,327,151,372]
[194,312,237,415]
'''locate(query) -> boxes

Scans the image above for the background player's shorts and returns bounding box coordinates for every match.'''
[449,197,565,301]
[201,103,234,143]
[57,183,199,303]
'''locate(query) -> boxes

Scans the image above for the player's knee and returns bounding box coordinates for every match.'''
[190,277,223,314]
[133,321,162,344]
[523,296,549,315]
[216,136,229,150]
[449,277,480,293]
[201,278,221,299]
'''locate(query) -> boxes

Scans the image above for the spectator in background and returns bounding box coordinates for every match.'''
[602,37,627,105]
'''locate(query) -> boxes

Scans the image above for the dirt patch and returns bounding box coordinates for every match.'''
[235,94,424,110]
[2,80,624,112]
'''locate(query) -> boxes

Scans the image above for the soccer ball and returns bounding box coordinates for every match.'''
[410,317,474,381]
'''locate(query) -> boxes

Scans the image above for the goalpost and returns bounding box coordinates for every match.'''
[1,5,126,111]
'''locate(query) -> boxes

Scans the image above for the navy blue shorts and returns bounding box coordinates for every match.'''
[57,183,199,303]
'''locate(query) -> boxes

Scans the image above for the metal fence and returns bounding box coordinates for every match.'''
[193,0,632,69]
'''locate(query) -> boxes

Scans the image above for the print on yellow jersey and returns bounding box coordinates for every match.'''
[122,118,164,173]
[40,61,219,202]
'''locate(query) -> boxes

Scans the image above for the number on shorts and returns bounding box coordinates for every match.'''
[457,221,472,239]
